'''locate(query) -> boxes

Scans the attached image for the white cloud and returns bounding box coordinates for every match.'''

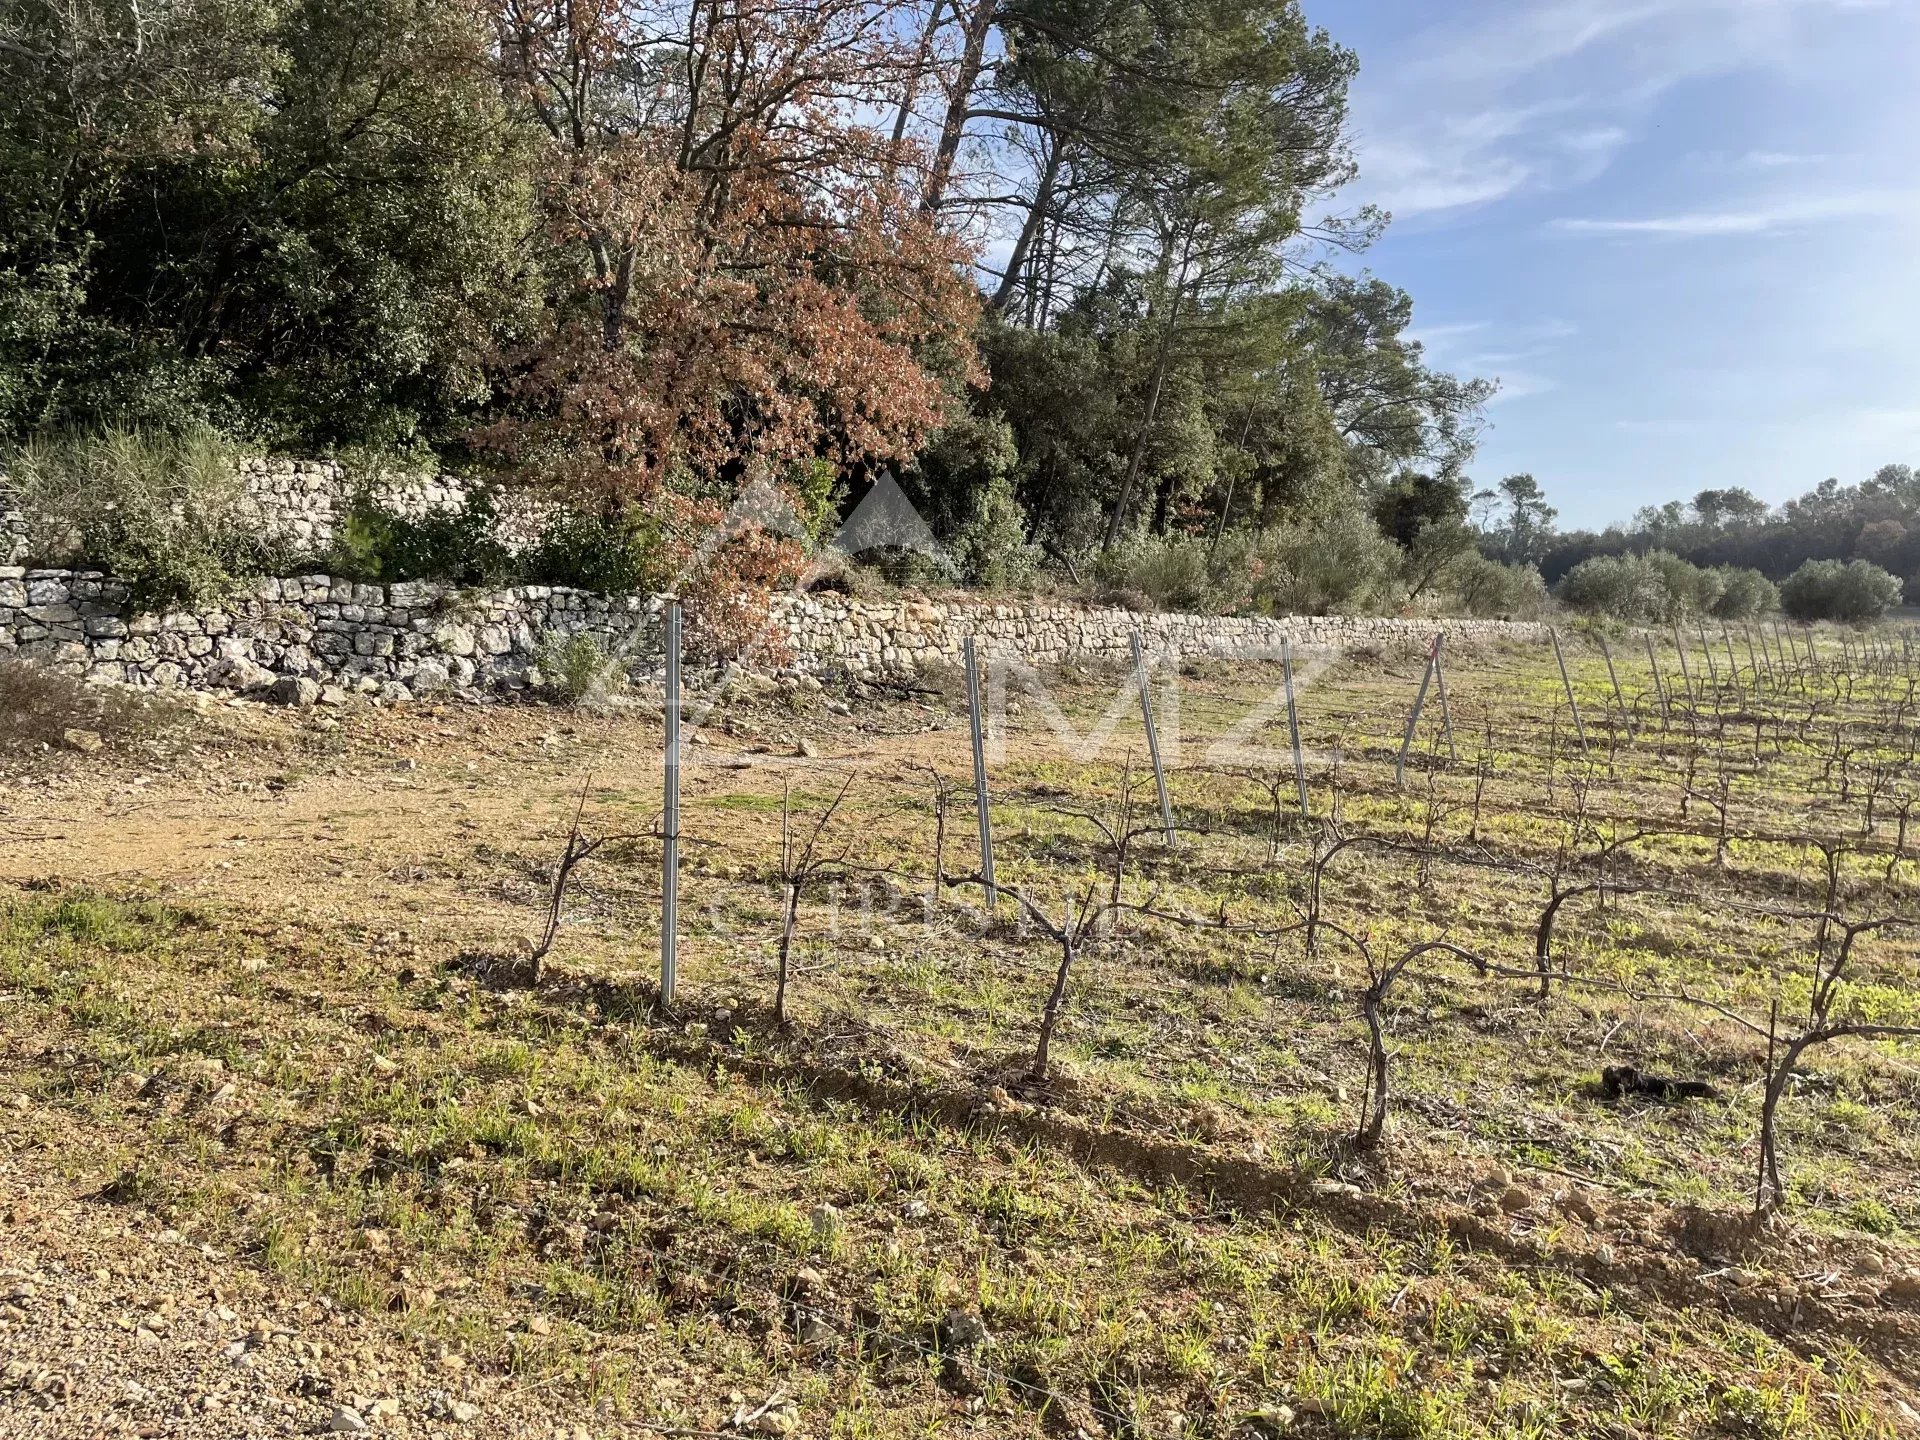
[1404,0,1665,86]
[1359,151,1534,220]
[1743,149,1826,167]
[1485,370,1557,404]
[1410,318,1574,407]
[1406,320,1492,352]
[1614,418,1705,434]
[1687,148,1831,170]
[1353,107,1563,219]
[1410,0,1901,85]
[1340,0,1907,226]
[1559,126,1631,155]
[1353,115,1633,222]
[1551,189,1919,237]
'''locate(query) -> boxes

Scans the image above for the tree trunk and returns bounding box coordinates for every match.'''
[775,882,800,1026]
[1359,988,1389,1147]
[1030,921,1075,1082]
[1105,320,1177,550]
[991,142,1061,313]
[891,0,949,150]
[1208,411,1255,560]
[602,243,635,352]
[1105,317,1182,549]
[1534,884,1583,999]
[921,0,996,212]
[1757,1033,1814,1211]
[1103,233,1192,552]
[1149,467,1177,536]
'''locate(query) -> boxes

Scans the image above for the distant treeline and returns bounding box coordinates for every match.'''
[1539,468,1920,602]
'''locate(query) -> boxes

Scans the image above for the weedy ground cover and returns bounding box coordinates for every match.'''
[4,628,1919,1437]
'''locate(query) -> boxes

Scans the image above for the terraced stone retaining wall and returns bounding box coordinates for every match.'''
[775,593,1548,681]
[1,566,1549,702]
[0,458,543,566]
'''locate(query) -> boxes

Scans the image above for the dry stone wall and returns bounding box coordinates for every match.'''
[1,501,24,566]
[1,565,1550,703]
[777,593,1548,678]
[0,457,546,565]
[0,452,1551,702]
[233,457,472,553]
[0,568,656,703]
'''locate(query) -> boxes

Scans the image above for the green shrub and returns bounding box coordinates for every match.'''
[1554,549,1749,625]
[949,470,1041,589]
[536,632,624,706]
[860,547,947,591]
[5,426,280,610]
[327,500,395,580]
[1450,555,1549,618]
[1242,509,1403,617]
[898,411,1023,548]
[1092,510,1404,618]
[1779,558,1902,622]
[786,457,846,546]
[334,489,678,595]
[1646,550,1723,617]
[1846,1195,1899,1236]
[1093,535,1225,613]
[1707,566,1778,620]
[330,488,515,587]
[523,507,668,593]
[1554,553,1641,621]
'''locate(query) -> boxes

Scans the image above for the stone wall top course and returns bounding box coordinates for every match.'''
[1,562,1554,705]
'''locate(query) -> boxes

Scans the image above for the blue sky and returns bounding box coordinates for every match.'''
[1308,0,1920,530]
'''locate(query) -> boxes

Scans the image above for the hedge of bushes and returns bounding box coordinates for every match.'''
[1553,550,1778,624]
[1778,558,1903,622]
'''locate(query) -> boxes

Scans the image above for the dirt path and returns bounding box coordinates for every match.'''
[0,697,968,950]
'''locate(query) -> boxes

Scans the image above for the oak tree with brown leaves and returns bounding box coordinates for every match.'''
[484,0,982,511]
